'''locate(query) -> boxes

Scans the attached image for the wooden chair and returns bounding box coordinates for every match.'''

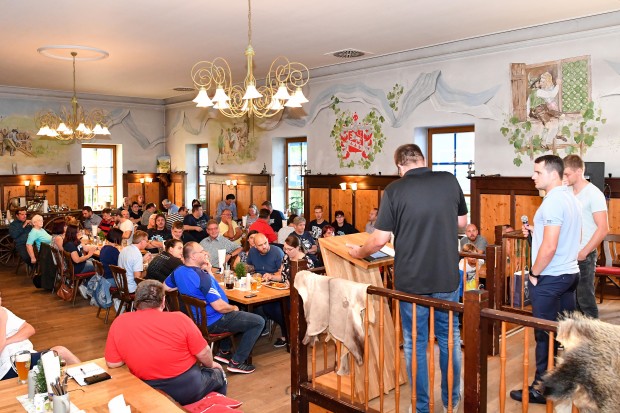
[596,234,620,303]
[50,247,65,293]
[165,290,180,312]
[179,293,235,350]
[62,250,96,306]
[93,260,119,324]
[109,265,136,315]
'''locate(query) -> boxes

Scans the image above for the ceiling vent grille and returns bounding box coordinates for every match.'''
[173,87,196,92]
[329,49,366,59]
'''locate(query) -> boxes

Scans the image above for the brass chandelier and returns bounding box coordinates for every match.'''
[36,49,110,141]
[190,0,309,118]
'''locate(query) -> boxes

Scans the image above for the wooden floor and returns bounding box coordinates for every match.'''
[2,263,620,413]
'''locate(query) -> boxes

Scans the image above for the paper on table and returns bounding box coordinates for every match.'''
[380,245,395,257]
[108,394,131,413]
[66,362,108,386]
[217,249,226,268]
[41,351,61,395]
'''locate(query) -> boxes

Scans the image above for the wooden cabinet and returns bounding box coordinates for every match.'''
[0,174,84,211]
[123,172,186,209]
[204,174,271,218]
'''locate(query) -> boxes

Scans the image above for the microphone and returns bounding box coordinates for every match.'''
[521,215,532,246]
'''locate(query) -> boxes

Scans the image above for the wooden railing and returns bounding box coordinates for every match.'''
[289,259,563,413]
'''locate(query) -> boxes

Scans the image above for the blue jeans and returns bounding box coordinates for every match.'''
[529,273,578,383]
[576,251,598,318]
[209,311,264,364]
[400,289,461,413]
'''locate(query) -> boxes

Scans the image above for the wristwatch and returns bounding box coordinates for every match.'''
[529,270,539,278]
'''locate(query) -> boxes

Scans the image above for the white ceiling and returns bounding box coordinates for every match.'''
[1,0,619,100]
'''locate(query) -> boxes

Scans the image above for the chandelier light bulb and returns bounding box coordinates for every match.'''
[193,87,213,107]
[101,126,111,135]
[267,97,284,111]
[293,87,309,104]
[273,83,291,101]
[242,83,263,100]
[284,95,302,108]
[214,100,230,110]
[212,86,231,103]
[56,123,68,133]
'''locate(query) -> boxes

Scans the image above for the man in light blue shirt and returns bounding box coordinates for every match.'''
[215,194,237,221]
[511,155,581,405]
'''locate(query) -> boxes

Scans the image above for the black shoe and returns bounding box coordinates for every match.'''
[509,387,546,404]
[227,361,256,374]
[214,350,232,365]
[273,338,287,348]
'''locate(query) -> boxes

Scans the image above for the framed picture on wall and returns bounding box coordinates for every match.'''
[156,155,171,173]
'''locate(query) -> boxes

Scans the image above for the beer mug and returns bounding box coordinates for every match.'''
[10,350,32,384]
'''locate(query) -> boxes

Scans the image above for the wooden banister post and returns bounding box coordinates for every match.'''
[464,290,489,413]
[485,244,500,356]
[290,260,309,413]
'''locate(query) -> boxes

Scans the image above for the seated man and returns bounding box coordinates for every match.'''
[248,208,277,244]
[459,223,488,251]
[307,205,329,240]
[246,233,284,277]
[199,220,241,269]
[184,205,209,242]
[98,208,115,235]
[162,198,179,214]
[365,208,378,234]
[104,280,226,405]
[140,203,157,227]
[128,202,143,225]
[216,194,238,221]
[218,209,242,245]
[82,206,102,233]
[118,209,135,244]
[166,206,188,230]
[1,291,80,381]
[8,208,32,266]
[117,230,152,293]
[165,242,264,374]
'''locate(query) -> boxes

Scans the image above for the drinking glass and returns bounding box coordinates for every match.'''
[10,350,31,384]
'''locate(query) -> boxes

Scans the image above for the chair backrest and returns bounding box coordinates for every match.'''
[109,265,132,300]
[51,248,65,275]
[165,290,180,312]
[602,234,620,267]
[179,293,209,336]
[93,259,105,277]
[61,250,76,280]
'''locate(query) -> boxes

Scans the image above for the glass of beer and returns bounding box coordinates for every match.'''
[224,271,235,290]
[250,278,258,291]
[10,350,31,384]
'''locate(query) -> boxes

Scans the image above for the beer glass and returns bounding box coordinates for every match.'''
[10,350,32,384]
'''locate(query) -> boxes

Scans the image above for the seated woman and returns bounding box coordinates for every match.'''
[146,214,171,254]
[49,221,66,253]
[331,211,358,236]
[245,204,259,228]
[146,239,184,282]
[260,235,314,348]
[63,224,95,274]
[1,291,80,381]
[233,230,259,268]
[99,228,124,287]
[321,225,335,238]
[26,215,52,265]
[459,243,484,293]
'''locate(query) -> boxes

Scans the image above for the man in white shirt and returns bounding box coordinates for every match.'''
[117,230,151,293]
[118,209,135,244]
[365,208,378,233]
[563,155,609,319]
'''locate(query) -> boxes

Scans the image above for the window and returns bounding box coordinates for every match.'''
[427,126,475,211]
[82,145,116,209]
[285,138,307,215]
[197,144,209,203]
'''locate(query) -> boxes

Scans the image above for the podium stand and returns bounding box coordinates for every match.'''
[317,233,406,401]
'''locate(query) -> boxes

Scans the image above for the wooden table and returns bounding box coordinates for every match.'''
[0,358,184,412]
[216,275,291,355]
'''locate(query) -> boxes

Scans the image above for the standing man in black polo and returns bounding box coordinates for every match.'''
[348,144,467,413]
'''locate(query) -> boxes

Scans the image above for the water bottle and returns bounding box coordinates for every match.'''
[27,369,36,400]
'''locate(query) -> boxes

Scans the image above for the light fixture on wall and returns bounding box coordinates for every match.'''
[35,46,111,141]
[349,183,358,191]
[225,179,238,189]
[339,182,347,190]
[190,0,309,118]
[139,178,145,184]
[145,177,153,183]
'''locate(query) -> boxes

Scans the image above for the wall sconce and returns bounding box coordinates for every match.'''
[225,179,238,189]
[349,183,358,191]
[35,181,41,187]
[145,177,153,183]
[339,182,347,190]
[24,180,31,187]
[139,178,145,184]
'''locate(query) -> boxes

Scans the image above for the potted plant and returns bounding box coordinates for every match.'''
[288,195,303,215]
[234,262,246,279]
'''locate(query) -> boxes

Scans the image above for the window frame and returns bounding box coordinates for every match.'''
[196,144,209,203]
[82,144,117,209]
[284,137,307,214]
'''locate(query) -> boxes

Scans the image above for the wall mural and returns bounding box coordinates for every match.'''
[502,56,606,166]
[215,118,259,165]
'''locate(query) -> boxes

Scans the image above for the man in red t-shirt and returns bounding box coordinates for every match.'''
[104,280,227,405]
[248,208,277,243]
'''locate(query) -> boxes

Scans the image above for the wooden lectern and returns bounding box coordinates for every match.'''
[317,233,406,401]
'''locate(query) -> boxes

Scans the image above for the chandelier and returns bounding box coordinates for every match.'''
[190,0,309,118]
[36,48,110,141]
